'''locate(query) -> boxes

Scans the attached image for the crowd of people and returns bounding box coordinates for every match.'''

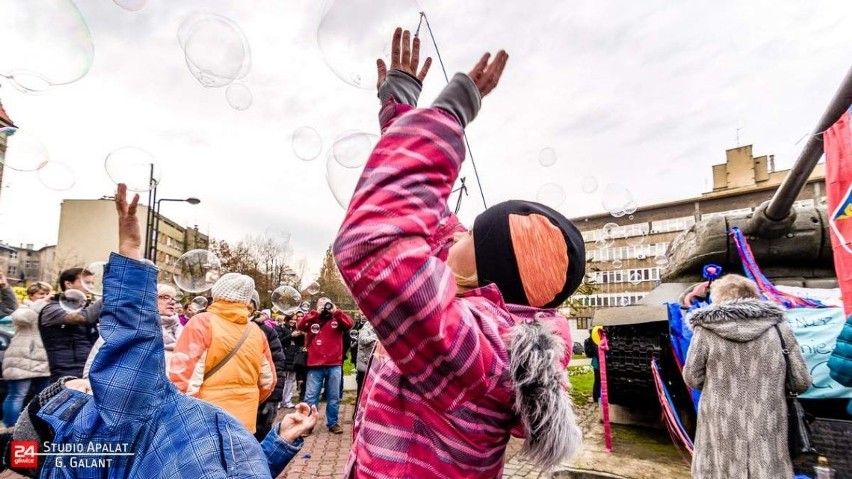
[0,26,822,479]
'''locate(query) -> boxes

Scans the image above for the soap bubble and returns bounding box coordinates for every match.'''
[536,183,566,208]
[654,254,670,268]
[105,147,161,192]
[602,184,634,217]
[180,13,251,88]
[538,147,556,167]
[350,329,359,340]
[625,231,646,247]
[299,301,312,312]
[580,176,598,194]
[37,161,75,191]
[0,0,94,92]
[623,201,638,215]
[113,0,146,11]
[326,147,364,210]
[83,261,106,296]
[60,289,87,313]
[332,131,377,168]
[628,215,635,220]
[169,352,190,375]
[304,282,320,296]
[191,296,209,309]
[292,126,323,161]
[612,259,623,269]
[225,82,252,110]
[0,127,49,171]
[628,271,643,285]
[310,323,321,334]
[317,0,427,89]
[174,250,221,293]
[594,235,613,249]
[271,285,301,315]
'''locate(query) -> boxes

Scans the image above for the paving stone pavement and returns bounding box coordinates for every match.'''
[277,400,602,479]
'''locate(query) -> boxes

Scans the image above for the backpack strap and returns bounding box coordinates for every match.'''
[204,322,256,381]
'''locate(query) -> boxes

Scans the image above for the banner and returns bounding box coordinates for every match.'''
[824,105,852,316]
[787,307,852,400]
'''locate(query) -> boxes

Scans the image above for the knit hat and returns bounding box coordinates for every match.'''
[249,290,260,309]
[211,273,255,305]
[472,200,585,308]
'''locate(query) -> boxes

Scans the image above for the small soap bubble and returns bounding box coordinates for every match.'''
[59,289,87,313]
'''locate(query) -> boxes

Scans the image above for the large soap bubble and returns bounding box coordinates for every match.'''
[225,82,253,110]
[174,250,222,293]
[0,127,49,171]
[37,161,76,191]
[0,0,94,93]
[317,0,428,89]
[601,184,635,217]
[292,126,323,161]
[325,134,376,210]
[332,131,377,168]
[105,147,161,193]
[179,12,251,88]
[271,285,301,315]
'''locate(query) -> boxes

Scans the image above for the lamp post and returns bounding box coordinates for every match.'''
[149,197,201,266]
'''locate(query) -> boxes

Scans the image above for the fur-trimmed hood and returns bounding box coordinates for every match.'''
[507,315,583,469]
[687,299,786,342]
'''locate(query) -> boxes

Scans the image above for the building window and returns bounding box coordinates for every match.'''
[650,216,696,234]
[793,199,815,209]
[576,317,589,330]
[9,251,16,259]
[700,208,752,220]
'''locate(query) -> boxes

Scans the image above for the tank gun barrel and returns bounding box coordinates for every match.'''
[765,65,852,221]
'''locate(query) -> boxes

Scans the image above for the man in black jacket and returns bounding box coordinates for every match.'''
[38,268,102,382]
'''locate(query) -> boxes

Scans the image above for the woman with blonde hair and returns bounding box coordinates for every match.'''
[2,281,52,426]
[684,274,811,478]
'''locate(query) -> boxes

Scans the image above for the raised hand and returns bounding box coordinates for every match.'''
[114,184,142,261]
[376,27,432,90]
[278,403,320,442]
[468,50,509,97]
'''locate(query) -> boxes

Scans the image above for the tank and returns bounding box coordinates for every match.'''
[591,64,852,474]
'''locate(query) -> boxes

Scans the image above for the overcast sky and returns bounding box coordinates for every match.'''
[0,0,850,279]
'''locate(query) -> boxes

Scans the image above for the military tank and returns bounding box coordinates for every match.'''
[592,65,852,472]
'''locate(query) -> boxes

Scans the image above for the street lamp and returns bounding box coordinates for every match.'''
[149,197,202,265]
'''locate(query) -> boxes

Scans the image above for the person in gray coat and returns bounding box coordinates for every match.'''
[684,274,811,479]
[355,321,377,407]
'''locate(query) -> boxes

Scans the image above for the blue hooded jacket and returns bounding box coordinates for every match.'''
[828,313,852,388]
[36,253,300,478]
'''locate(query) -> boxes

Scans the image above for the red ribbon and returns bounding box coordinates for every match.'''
[598,330,612,453]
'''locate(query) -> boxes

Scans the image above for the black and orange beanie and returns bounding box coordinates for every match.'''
[472,201,585,308]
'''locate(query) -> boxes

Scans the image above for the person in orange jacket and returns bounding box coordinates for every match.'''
[169,273,277,432]
[297,297,353,434]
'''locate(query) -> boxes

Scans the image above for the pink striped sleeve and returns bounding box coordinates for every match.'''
[334,108,494,405]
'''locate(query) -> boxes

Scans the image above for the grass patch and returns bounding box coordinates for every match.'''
[573,354,587,360]
[343,356,355,376]
[568,366,593,406]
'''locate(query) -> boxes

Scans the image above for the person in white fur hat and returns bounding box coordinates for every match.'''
[169,272,277,432]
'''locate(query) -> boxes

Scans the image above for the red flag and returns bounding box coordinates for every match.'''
[825,106,852,315]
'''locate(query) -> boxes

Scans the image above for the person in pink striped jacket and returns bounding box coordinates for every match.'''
[333,28,585,478]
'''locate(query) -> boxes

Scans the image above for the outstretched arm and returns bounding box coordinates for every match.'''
[88,184,167,427]
[335,32,509,406]
[376,27,432,131]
